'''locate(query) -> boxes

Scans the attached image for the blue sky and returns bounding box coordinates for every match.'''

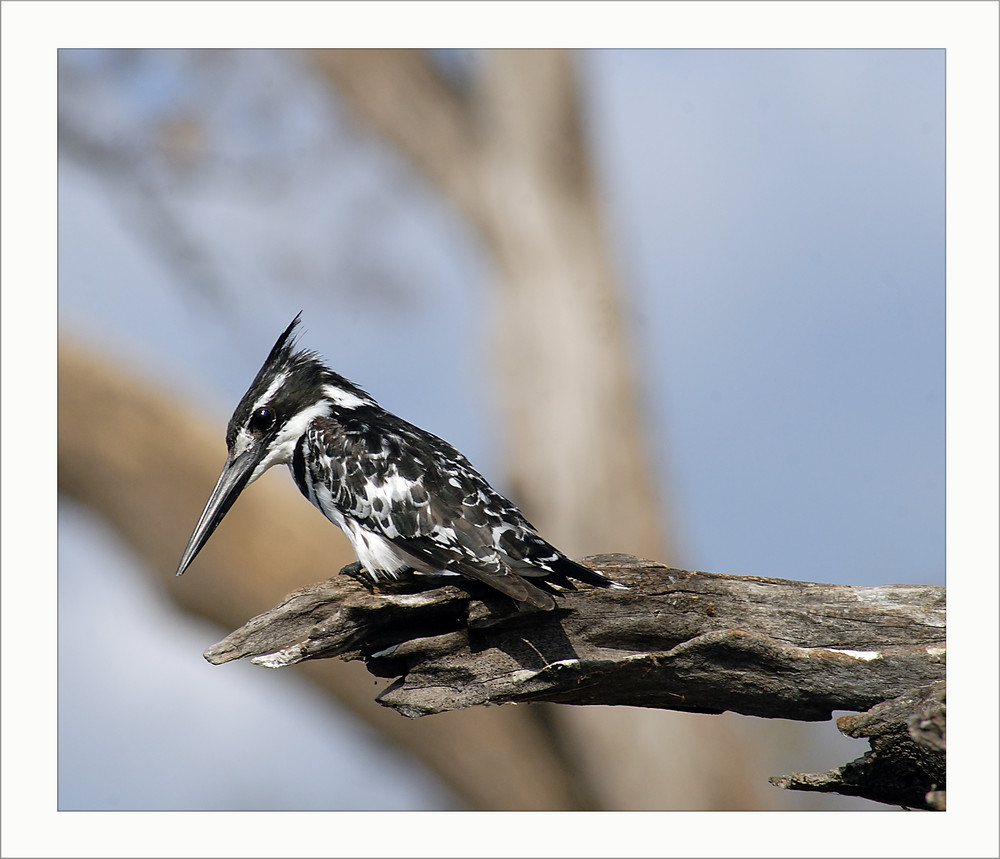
[586,49,944,584]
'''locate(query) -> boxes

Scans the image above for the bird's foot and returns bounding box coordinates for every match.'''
[337,561,378,593]
[337,563,444,597]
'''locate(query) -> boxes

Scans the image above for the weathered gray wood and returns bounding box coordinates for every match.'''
[206,554,945,715]
[206,553,946,808]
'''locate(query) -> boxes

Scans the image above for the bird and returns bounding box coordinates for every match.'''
[176,313,625,610]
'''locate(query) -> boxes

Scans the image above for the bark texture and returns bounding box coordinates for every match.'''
[206,553,946,809]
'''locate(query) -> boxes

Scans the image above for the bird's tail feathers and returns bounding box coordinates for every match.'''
[533,555,627,592]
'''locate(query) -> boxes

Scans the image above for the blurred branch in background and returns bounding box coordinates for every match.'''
[58,339,598,811]
[58,114,229,310]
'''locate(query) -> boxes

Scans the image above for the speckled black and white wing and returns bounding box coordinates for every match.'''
[291,406,615,609]
[176,314,624,610]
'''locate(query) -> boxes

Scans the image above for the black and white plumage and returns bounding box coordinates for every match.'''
[176,314,623,610]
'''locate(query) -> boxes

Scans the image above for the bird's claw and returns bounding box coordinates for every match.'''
[337,563,443,597]
[337,561,377,592]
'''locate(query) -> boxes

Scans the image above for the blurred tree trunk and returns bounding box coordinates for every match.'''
[312,49,662,556]
[310,49,772,810]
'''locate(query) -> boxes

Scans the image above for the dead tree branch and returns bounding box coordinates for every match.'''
[206,554,945,719]
[207,553,946,809]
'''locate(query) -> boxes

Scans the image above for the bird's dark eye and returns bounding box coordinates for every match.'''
[250,407,276,434]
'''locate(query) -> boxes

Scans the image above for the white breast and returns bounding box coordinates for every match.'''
[317,498,436,579]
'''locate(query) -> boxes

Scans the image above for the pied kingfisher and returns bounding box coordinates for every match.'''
[176,314,623,609]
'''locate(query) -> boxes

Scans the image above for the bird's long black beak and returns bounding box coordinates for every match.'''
[175,445,265,577]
